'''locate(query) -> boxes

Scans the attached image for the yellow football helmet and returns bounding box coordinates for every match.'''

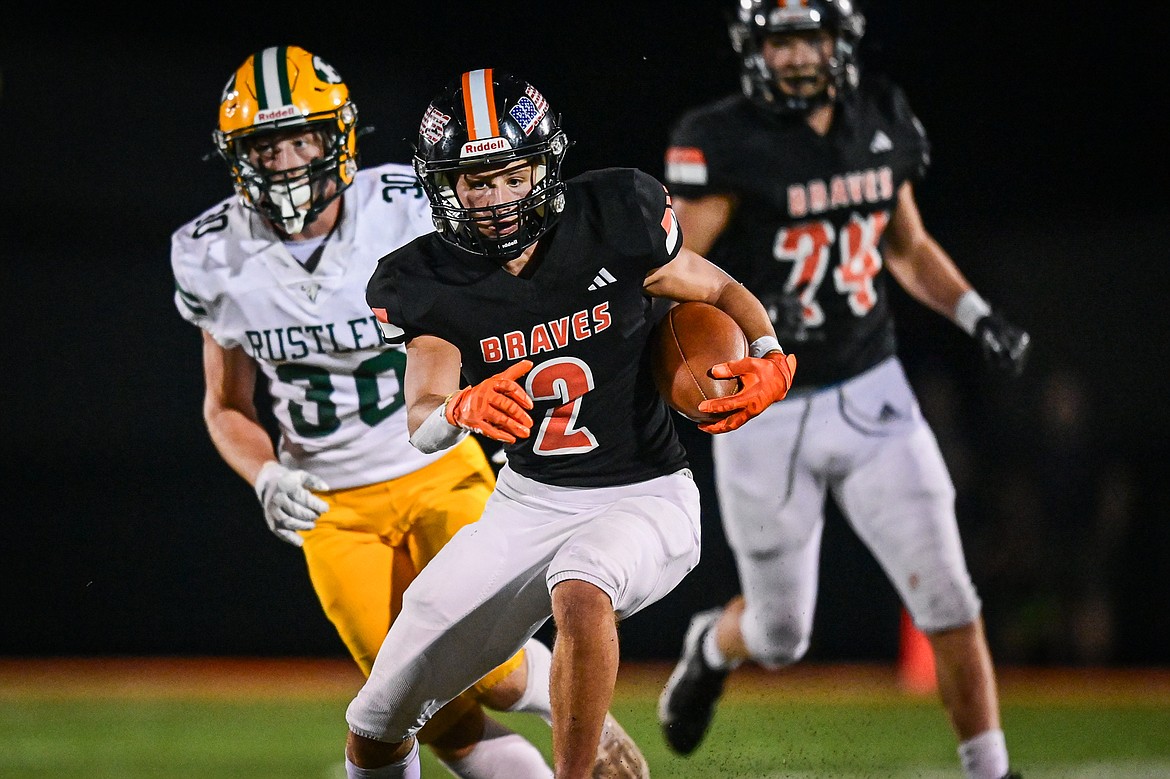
[214,45,359,234]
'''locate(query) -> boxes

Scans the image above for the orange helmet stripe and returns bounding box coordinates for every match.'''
[462,68,500,140]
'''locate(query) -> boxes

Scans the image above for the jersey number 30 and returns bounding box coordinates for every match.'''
[276,350,405,438]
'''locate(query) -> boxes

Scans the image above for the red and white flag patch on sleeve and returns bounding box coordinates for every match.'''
[665,146,708,186]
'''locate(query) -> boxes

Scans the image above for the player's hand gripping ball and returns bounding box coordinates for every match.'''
[649,302,748,424]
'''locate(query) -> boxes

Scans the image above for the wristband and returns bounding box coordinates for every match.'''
[409,399,469,453]
[749,335,784,359]
[954,290,992,336]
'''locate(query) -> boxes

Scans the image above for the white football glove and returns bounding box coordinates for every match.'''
[253,461,330,547]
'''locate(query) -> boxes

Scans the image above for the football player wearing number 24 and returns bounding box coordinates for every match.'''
[657,3,1030,779]
[348,68,797,779]
[170,46,654,779]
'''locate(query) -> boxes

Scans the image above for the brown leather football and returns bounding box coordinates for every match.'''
[649,302,748,423]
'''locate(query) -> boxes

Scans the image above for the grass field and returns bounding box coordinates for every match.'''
[2,658,1168,778]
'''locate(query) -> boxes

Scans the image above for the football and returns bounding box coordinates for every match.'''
[649,301,749,424]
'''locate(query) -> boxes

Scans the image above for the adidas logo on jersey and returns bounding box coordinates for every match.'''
[588,267,616,290]
[869,130,893,154]
[300,282,321,302]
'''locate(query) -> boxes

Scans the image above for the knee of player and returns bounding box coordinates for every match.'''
[904,585,983,634]
[742,618,809,668]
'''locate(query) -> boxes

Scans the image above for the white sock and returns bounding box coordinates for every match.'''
[345,738,420,779]
[506,638,553,725]
[958,728,1010,779]
[702,624,740,671]
[440,717,553,779]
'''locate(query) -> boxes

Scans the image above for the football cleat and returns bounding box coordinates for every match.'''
[657,608,729,756]
[593,712,650,778]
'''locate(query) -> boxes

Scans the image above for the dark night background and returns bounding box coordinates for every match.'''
[2,3,1167,666]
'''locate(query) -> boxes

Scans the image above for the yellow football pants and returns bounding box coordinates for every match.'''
[300,437,525,742]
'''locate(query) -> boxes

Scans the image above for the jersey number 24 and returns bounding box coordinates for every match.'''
[773,210,889,326]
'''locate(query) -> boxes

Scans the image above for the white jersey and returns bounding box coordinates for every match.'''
[171,163,445,489]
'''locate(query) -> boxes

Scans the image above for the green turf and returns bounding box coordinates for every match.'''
[2,691,1168,777]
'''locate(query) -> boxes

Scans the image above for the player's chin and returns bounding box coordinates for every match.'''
[478,221,520,240]
[777,76,824,95]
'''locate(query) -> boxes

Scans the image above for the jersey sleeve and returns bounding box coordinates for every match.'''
[168,194,250,349]
[169,221,228,346]
[663,108,728,199]
[628,168,684,270]
[374,162,437,240]
[885,81,931,183]
[366,252,411,346]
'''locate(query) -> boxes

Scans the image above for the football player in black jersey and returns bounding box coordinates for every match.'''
[343,69,798,779]
[656,3,1028,779]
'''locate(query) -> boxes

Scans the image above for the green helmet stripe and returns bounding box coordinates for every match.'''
[275,45,292,104]
[254,46,293,110]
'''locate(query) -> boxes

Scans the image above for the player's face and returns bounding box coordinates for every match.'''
[454,160,536,239]
[242,128,327,179]
[762,29,835,99]
[238,127,338,235]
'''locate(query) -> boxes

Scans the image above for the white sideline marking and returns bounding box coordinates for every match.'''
[755,763,1170,779]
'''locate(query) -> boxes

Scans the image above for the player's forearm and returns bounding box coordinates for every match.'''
[888,236,972,322]
[406,394,449,438]
[204,403,278,486]
[713,281,781,348]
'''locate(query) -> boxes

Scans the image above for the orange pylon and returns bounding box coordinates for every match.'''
[897,608,937,695]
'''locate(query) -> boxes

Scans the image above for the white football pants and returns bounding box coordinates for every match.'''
[711,355,981,667]
[347,465,701,741]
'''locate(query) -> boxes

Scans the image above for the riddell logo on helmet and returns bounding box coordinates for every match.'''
[461,137,512,157]
[255,105,301,124]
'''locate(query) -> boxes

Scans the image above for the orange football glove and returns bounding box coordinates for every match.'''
[697,352,797,434]
[445,360,535,443]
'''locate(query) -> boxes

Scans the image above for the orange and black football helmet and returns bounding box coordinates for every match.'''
[413,69,571,260]
[214,45,358,234]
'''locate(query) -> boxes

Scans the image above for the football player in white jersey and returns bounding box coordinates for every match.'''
[170,46,648,779]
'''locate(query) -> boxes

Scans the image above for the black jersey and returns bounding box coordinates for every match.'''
[367,167,688,488]
[665,76,930,388]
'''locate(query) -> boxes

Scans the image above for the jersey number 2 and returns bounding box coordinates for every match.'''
[527,357,599,456]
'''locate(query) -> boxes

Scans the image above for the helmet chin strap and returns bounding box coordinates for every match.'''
[268,180,313,235]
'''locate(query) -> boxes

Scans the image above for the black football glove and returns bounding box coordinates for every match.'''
[974,311,1031,377]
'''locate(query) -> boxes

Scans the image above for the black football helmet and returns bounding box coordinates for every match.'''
[413,69,571,260]
[729,0,865,116]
